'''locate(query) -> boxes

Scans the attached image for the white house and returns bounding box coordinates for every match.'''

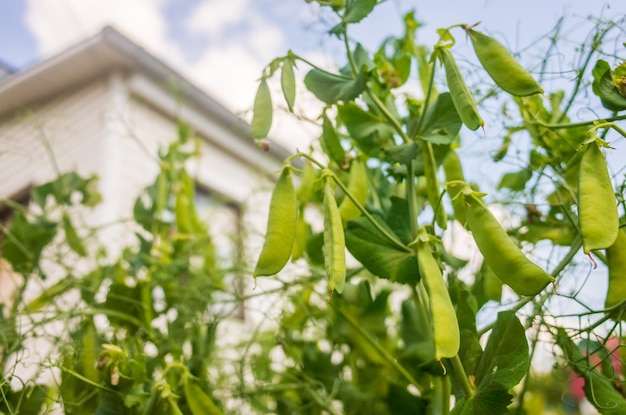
[0,27,293,409]
[0,24,288,218]
[0,25,290,290]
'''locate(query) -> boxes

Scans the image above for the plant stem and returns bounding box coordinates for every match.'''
[515,317,542,415]
[413,60,437,136]
[343,26,358,75]
[432,376,448,415]
[296,153,410,252]
[451,355,474,398]
[342,25,412,144]
[529,114,626,130]
[407,160,419,240]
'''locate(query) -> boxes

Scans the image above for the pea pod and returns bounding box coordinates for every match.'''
[442,149,467,227]
[254,166,297,277]
[467,28,543,96]
[438,47,484,131]
[323,177,346,294]
[416,229,460,362]
[251,78,272,139]
[184,377,223,415]
[339,158,368,223]
[464,192,554,296]
[578,141,619,253]
[606,229,626,320]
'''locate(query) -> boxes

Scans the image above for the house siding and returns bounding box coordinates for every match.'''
[0,80,110,199]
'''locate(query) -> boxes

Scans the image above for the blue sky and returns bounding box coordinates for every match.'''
[0,0,625,151]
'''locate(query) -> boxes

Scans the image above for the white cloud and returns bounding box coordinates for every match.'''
[182,0,286,112]
[24,0,182,63]
[188,43,262,113]
[186,0,249,37]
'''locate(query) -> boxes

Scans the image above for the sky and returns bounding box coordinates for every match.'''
[1,0,625,152]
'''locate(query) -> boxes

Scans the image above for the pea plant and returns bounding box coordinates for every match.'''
[0,127,229,414]
[249,1,626,414]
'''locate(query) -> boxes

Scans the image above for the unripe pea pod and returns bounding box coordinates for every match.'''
[463,191,554,296]
[339,158,368,224]
[466,28,543,97]
[578,141,619,253]
[254,166,297,277]
[415,228,460,362]
[606,228,626,321]
[438,47,484,131]
[323,175,346,294]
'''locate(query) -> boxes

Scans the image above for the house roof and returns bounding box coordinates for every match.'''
[0,26,289,163]
[0,59,14,79]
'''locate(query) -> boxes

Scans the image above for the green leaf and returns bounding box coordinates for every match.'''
[384,196,414,245]
[1,212,57,275]
[281,58,296,112]
[344,215,418,284]
[592,60,626,111]
[95,391,127,415]
[475,311,529,389]
[338,102,395,155]
[497,169,532,191]
[459,386,513,415]
[385,383,429,414]
[342,0,376,24]
[400,298,435,362]
[321,113,346,166]
[32,172,101,208]
[450,280,483,376]
[413,92,462,144]
[456,311,528,414]
[354,43,374,70]
[471,263,502,308]
[382,142,418,164]
[303,68,366,104]
[251,78,272,138]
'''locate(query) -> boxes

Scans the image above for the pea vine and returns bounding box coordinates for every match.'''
[249,2,626,414]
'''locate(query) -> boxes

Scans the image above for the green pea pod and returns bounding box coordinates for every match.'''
[254,167,297,277]
[183,377,223,415]
[323,178,346,294]
[63,213,87,257]
[467,29,543,97]
[281,58,296,113]
[251,78,272,139]
[175,193,193,234]
[416,229,460,361]
[442,150,467,227]
[339,158,368,223]
[606,229,626,320]
[422,141,447,229]
[578,141,619,253]
[438,47,484,131]
[464,192,554,296]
